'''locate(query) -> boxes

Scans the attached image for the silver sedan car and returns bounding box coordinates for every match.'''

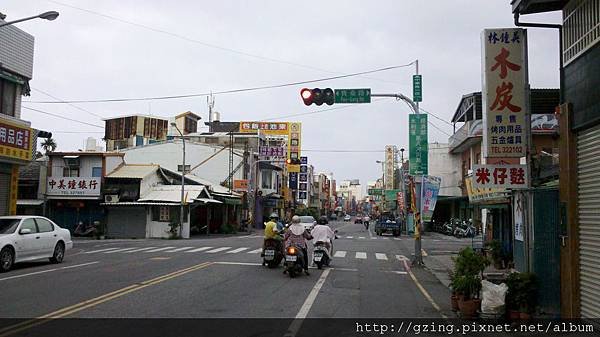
[0,216,73,272]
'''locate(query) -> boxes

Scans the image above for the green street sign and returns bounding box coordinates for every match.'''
[413,75,422,102]
[409,114,428,175]
[368,188,383,196]
[334,88,371,103]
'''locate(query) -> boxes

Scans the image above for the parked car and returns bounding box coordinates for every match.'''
[343,215,351,222]
[329,214,338,221]
[0,216,73,272]
[298,216,316,232]
[354,216,363,224]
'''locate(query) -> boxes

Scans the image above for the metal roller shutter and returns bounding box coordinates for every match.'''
[578,123,600,318]
[0,172,10,216]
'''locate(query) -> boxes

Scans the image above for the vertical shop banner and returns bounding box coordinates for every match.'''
[513,191,525,241]
[384,145,396,190]
[421,176,441,222]
[288,172,298,190]
[409,114,428,175]
[482,28,528,158]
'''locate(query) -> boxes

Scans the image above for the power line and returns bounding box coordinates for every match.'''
[32,88,104,120]
[259,98,388,121]
[47,0,406,85]
[22,107,104,129]
[52,131,104,134]
[24,63,414,104]
[419,106,453,126]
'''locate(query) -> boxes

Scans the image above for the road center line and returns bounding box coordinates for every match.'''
[285,268,331,337]
[0,262,100,282]
[0,262,213,337]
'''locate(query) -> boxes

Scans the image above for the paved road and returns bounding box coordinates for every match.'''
[0,221,474,335]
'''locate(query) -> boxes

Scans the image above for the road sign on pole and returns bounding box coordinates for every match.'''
[334,88,371,103]
[413,75,422,102]
[409,114,428,175]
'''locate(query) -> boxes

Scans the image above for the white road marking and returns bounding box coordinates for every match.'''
[103,247,138,254]
[186,247,213,253]
[247,248,262,254]
[206,247,231,253]
[371,237,378,240]
[84,248,121,254]
[0,262,99,282]
[395,254,409,261]
[334,251,346,258]
[226,247,249,254]
[165,247,194,253]
[358,237,366,239]
[421,249,428,257]
[375,253,388,260]
[285,268,332,337]
[385,270,408,275]
[123,247,156,253]
[145,247,176,253]
[355,252,367,259]
[393,238,402,241]
[345,236,353,239]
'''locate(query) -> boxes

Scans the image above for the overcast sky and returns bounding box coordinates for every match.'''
[4,0,561,188]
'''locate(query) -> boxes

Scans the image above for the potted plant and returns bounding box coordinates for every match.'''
[452,247,489,319]
[517,272,538,320]
[449,271,459,312]
[505,272,522,320]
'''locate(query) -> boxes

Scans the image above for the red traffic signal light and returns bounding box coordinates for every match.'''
[286,158,301,165]
[300,88,334,106]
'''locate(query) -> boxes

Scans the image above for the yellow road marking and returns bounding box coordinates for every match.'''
[0,262,213,337]
[406,268,448,319]
[150,257,171,260]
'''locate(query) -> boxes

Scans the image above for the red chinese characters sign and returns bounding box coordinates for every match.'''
[472,164,528,189]
[482,28,527,158]
[47,177,102,197]
[0,121,32,161]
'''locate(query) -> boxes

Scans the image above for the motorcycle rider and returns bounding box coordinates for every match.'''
[262,213,283,263]
[311,216,336,264]
[284,215,313,275]
[363,215,371,230]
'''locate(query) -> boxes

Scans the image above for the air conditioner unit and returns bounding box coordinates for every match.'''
[104,194,119,203]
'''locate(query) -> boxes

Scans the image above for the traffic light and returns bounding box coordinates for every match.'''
[37,130,53,139]
[286,158,301,165]
[300,88,334,106]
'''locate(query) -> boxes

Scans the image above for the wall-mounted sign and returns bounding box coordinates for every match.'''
[47,177,101,197]
[233,179,249,192]
[0,120,32,161]
[299,183,307,191]
[288,172,298,189]
[298,191,307,199]
[482,28,528,158]
[472,164,528,189]
[299,173,307,182]
[239,122,289,135]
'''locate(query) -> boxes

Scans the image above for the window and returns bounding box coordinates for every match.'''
[63,167,80,177]
[19,218,38,233]
[152,206,171,222]
[92,167,102,177]
[261,170,272,189]
[475,153,481,164]
[35,218,54,233]
[177,165,191,173]
[0,80,17,117]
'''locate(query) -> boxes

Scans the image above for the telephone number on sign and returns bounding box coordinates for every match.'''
[490,146,524,154]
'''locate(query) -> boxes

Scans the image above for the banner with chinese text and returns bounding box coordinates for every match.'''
[422,176,441,222]
[384,145,396,190]
[47,177,102,197]
[482,28,528,158]
[0,119,33,161]
[472,164,528,189]
[409,114,428,175]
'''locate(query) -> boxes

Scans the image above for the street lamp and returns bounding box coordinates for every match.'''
[0,11,60,28]
[375,160,385,186]
[171,122,185,238]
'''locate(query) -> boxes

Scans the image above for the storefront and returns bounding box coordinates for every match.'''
[0,119,34,216]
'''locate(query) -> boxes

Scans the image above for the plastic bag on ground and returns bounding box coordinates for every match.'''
[481,279,508,314]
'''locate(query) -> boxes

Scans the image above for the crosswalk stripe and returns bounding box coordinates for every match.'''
[227,247,249,254]
[165,247,194,252]
[334,251,346,258]
[186,247,213,253]
[145,247,176,253]
[371,237,378,240]
[393,238,402,241]
[206,247,231,253]
[375,253,388,260]
[123,247,156,253]
[85,248,121,254]
[355,252,367,259]
[346,236,354,239]
[358,237,365,239]
[103,247,138,254]
[247,248,262,254]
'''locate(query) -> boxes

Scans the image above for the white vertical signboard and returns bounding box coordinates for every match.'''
[384,145,395,190]
[482,28,528,158]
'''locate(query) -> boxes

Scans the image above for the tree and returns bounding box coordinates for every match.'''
[41,138,57,155]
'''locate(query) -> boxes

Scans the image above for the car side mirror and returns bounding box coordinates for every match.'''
[19,228,32,235]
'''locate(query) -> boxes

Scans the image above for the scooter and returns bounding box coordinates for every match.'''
[313,241,331,269]
[285,245,306,278]
[74,222,97,237]
[443,220,454,235]
[263,238,284,268]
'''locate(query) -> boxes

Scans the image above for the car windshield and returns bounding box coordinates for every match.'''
[299,216,314,223]
[0,219,20,234]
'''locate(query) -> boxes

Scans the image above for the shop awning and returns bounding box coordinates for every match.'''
[194,198,223,204]
[0,71,25,85]
[17,199,44,206]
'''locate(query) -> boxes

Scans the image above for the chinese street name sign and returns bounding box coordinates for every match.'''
[409,114,428,175]
[472,164,528,189]
[259,146,286,158]
[334,88,371,104]
[47,177,101,196]
[368,188,383,196]
[413,75,422,102]
[482,28,528,158]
